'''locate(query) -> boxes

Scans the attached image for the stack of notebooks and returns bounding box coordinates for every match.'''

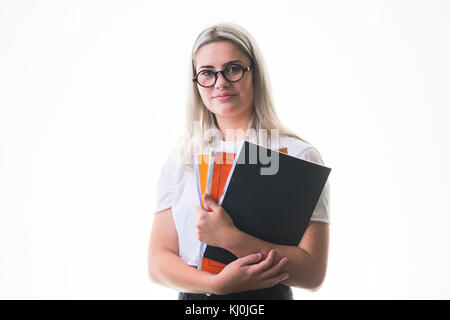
[194,140,331,274]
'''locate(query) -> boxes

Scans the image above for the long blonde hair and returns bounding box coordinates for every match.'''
[177,22,309,171]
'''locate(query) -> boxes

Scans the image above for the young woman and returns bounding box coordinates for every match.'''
[148,23,330,300]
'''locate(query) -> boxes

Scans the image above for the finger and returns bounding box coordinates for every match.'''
[195,204,207,215]
[260,256,289,279]
[235,252,263,267]
[195,210,207,227]
[203,193,221,212]
[249,249,276,274]
[195,208,202,221]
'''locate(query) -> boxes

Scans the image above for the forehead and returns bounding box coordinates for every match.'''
[195,40,249,67]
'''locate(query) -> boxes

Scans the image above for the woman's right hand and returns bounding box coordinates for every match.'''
[212,249,289,295]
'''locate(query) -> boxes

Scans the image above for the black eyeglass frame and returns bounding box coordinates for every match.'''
[192,63,253,88]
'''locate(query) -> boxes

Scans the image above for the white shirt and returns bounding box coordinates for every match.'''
[153,135,331,267]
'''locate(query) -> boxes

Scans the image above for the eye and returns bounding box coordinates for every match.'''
[226,65,241,73]
[200,70,214,77]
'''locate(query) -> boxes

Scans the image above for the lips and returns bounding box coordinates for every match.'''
[214,93,237,98]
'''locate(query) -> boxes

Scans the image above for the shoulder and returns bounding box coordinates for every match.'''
[278,135,325,166]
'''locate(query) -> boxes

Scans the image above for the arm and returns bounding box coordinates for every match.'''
[148,208,216,294]
[148,208,290,295]
[196,194,329,290]
[225,221,329,290]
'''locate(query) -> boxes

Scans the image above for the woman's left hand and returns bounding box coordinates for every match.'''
[195,193,236,247]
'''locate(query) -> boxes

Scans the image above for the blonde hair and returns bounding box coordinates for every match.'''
[177,22,309,171]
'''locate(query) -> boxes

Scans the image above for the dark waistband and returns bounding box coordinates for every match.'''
[178,284,293,300]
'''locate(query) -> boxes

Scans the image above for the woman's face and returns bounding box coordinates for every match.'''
[194,41,254,120]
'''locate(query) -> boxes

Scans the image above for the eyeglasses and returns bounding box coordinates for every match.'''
[193,63,253,88]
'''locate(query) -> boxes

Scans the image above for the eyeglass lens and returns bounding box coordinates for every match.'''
[197,65,244,87]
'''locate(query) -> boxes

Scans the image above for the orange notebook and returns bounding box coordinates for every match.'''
[195,153,210,209]
[195,146,288,274]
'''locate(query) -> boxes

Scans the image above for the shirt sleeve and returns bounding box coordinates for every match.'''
[154,150,179,214]
[297,147,331,224]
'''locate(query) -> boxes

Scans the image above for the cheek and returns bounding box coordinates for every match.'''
[198,88,212,103]
[196,89,209,109]
[238,80,254,103]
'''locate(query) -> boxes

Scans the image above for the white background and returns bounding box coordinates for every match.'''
[1,0,449,299]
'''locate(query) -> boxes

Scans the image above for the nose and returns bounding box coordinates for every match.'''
[215,71,229,88]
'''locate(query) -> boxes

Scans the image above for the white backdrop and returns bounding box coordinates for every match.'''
[1,0,449,299]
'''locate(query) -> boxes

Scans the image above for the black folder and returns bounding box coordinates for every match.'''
[203,140,331,266]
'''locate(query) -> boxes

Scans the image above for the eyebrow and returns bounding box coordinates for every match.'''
[199,60,243,69]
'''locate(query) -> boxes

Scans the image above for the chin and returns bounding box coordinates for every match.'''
[212,102,234,110]
[213,107,243,118]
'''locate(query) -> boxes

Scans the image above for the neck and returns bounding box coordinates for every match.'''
[214,108,254,141]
